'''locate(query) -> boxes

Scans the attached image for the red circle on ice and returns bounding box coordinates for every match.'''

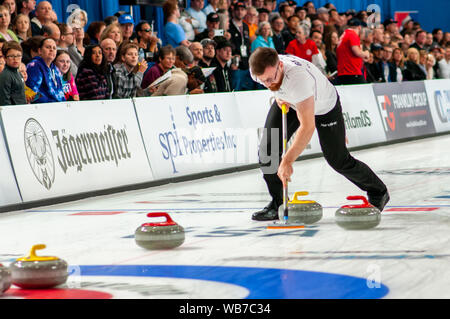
[4,288,113,299]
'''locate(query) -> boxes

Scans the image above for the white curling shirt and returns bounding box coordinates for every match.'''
[253,55,338,115]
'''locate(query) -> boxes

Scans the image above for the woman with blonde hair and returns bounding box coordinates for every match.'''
[100,23,123,47]
[12,13,31,42]
[251,21,274,52]
[403,47,426,81]
[391,47,405,82]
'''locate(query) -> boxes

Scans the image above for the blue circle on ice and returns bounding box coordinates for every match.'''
[77,265,389,299]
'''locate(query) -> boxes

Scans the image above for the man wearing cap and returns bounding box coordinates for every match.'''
[119,14,135,43]
[317,7,329,25]
[336,18,369,84]
[199,38,216,67]
[383,19,398,37]
[210,39,233,92]
[195,12,220,42]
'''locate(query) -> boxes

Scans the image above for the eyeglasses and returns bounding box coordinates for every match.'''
[6,55,22,59]
[142,28,152,32]
[257,62,280,85]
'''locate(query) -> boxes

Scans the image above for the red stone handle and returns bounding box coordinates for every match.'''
[342,196,373,208]
[142,212,177,227]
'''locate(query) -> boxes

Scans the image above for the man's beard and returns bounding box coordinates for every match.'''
[268,71,283,91]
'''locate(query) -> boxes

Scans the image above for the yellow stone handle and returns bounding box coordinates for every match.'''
[293,191,309,201]
[30,244,47,258]
[289,191,316,204]
[16,244,59,262]
[281,103,288,115]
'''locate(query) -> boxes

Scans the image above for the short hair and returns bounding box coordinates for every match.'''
[249,47,279,76]
[310,29,322,38]
[158,45,176,61]
[120,42,139,57]
[2,41,23,56]
[256,21,273,37]
[175,45,194,64]
[163,0,178,20]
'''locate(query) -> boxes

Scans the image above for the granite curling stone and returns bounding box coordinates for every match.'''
[10,244,68,289]
[335,196,381,230]
[135,212,185,250]
[0,263,12,294]
[278,191,323,224]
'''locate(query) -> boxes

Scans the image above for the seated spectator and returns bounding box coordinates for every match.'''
[0,41,26,105]
[0,39,5,72]
[391,47,405,82]
[26,38,66,103]
[270,15,286,54]
[425,53,436,80]
[244,6,259,42]
[113,42,147,99]
[42,22,60,42]
[295,6,311,36]
[141,44,176,89]
[179,8,200,42]
[209,39,233,92]
[184,65,206,94]
[186,0,207,33]
[21,35,43,64]
[437,46,450,79]
[282,15,299,46]
[1,0,17,27]
[175,45,194,68]
[151,67,188,96]
[375,45,397,82]
[85,21,106,46]
[12,13,31,42]
[199,38,216,67]
[75,44,109,100]
[72,23,85,58]
[0,5,19,42]
[285,26,319,63]
[57,24,78,76]
[251,21,275,52]
[104,15,118,26]
[17,0,35,18]
[135,21,159,62]
[410,30,426,51]
[324,30,338,76]
[54,50,79,101]
[257,8,270,23]
[189,41,203,66]
[403,47,426,81]
[100,23,123,48]
[419,49,428,75]
[194,12,220,42]
[163,0,190,47]
[100,38,117,98]
[118,14,135,44]
[203,0,219,16]
[30,1,52,36]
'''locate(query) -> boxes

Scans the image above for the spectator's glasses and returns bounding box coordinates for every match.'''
[6,54,22,60]
[142,28,152,32]
[257,62,280,86]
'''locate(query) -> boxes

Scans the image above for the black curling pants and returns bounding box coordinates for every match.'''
[258,95,387,208]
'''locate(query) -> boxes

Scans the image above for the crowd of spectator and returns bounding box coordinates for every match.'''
[0,0,449,105]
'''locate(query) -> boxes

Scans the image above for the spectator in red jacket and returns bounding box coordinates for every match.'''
[285,25,319,63]
[336,18,369,84]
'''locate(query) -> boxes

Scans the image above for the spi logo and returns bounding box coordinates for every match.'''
[377,95,395,132]
[434,90,450,123]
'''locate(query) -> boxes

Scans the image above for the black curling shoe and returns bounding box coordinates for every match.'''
[369,191,390,212]
[252,202,279,221]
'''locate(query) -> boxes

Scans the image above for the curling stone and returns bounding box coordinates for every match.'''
[0,263,12,294]
[335,196,381,230]
[278,191,323,224]
[135,212,185,250]
[10,244,68,289]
